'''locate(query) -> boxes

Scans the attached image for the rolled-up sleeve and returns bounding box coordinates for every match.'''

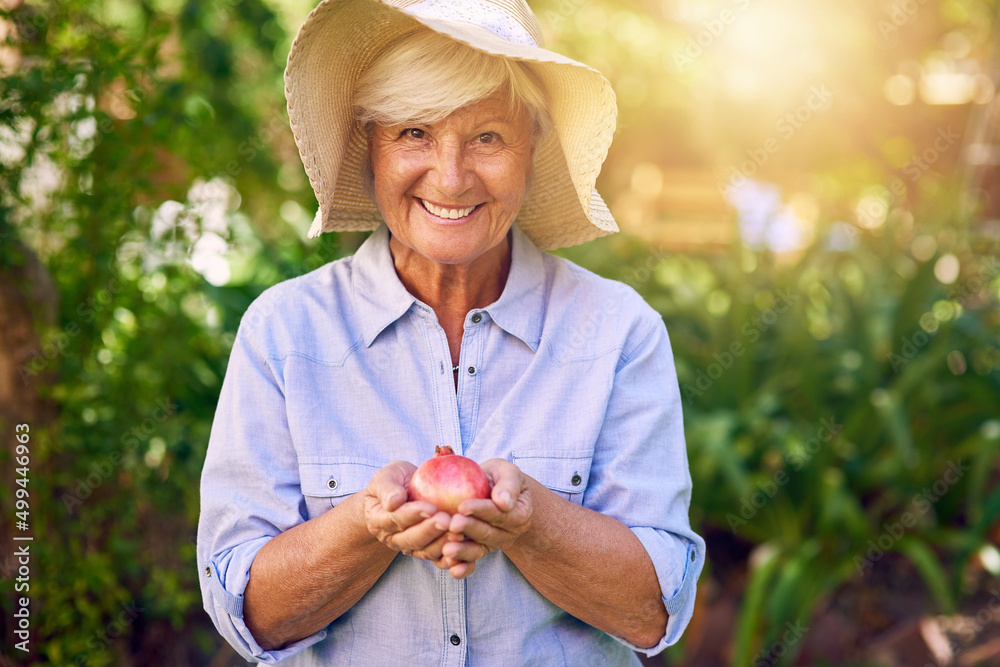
[196,305,326,663]
[584,305,706,656]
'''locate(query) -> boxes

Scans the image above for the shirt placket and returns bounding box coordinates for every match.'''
[456,310,484,451]
[441,569,468,667]
[420,307,482,667]
[417,305,462,452]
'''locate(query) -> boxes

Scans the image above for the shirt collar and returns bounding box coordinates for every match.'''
[353,225,418,347]
[352,223,546,351]
[485,224,545,352]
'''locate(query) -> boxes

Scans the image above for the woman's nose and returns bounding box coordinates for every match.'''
[430,140,472,197]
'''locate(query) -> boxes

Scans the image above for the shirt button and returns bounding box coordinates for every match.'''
[471,313,482,324]
[328,478,338,490]
[450,634,461,646]
[467,366,476,375]
[204,566,211,578]
[690,550,697,562]
[571,474,582,486]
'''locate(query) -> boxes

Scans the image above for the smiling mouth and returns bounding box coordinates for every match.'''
[419,199,479,220]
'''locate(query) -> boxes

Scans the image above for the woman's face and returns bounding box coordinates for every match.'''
[369,96,534,266]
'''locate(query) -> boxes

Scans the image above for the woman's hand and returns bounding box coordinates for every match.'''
[360,460,455,566]
[442,459,534,579]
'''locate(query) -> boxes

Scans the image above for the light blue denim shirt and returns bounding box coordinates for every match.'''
[197,224,705,666]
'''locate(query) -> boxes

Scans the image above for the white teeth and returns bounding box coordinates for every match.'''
[421,200,476,219]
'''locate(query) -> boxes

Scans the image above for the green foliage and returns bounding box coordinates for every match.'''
[0,0,346,662]
[2,0,998,664]
[566,200,1000,664]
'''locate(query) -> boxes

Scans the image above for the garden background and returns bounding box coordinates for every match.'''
[1,0,999,665]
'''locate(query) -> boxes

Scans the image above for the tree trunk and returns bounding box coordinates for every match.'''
[0,240,57,655]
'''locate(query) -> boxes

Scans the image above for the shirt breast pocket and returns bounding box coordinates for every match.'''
[298,459,381,519]
[511,452,592,506]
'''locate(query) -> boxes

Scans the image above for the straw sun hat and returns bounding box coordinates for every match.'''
[285,0,620,251]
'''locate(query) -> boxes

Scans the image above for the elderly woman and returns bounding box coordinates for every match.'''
[197,0,704,664]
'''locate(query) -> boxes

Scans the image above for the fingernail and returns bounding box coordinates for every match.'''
[500,491,512,509]
[435,521,448,530]
[419,511,431,519]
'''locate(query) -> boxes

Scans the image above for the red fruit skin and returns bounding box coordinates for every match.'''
[408,446,491,514]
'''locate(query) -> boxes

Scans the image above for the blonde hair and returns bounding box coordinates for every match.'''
[354,29,552,142]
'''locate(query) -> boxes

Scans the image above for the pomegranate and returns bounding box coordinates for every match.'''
[408,446,491,514]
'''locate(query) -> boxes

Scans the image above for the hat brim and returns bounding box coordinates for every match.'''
[285,0,618,250]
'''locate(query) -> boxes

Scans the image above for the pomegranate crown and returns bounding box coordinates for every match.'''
[434,445,456,456]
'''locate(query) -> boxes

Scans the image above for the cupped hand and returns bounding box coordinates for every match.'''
[441,458,534,578]
[360,460,454,566]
